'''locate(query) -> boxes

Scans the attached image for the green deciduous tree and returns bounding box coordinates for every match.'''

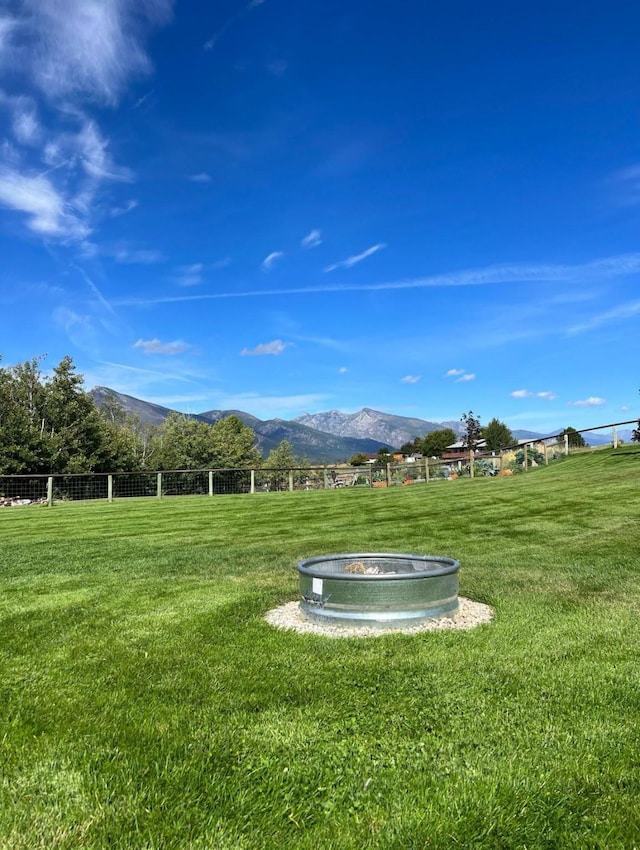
[349,452,371,466]
[0,356,50,473]
[262,439,309,490]
[560,426,586,448]
[0,355,264,476]
[209,415,262,468]
[376,446,394,464]
[149,413,259,470]
[482,418,514,451]
[0,354,122,474]
[419,428,457,457]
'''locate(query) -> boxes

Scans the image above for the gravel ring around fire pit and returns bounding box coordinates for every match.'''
[264,596,494,638]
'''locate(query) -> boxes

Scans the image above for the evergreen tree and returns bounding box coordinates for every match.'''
[482,418,514,451]
[44,356,108,472]
[560,426,586,448]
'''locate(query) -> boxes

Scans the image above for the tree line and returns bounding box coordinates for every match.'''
[394,412,517,458]
[0,355,304,475]
[349,408,609,466]
[1,355,635,476]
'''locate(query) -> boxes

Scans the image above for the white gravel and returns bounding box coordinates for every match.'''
[264,596,494,638]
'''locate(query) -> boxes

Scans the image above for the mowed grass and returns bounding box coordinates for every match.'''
[1,447,639,849]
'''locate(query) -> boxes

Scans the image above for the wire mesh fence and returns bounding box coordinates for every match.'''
[0,420,635,507]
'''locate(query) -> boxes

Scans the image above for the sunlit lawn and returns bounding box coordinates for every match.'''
[1,446,639,848]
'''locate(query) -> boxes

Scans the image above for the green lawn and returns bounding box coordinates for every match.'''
[1,447,639,849]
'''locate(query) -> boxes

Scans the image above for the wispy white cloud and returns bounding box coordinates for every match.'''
[71,263,117,316]
[16,0,172,105]
[568,299,640,334]
[76,120,132,182]
[83,360,205,395]
[240,339,291,356]
[134,338,189,356]
[133,89,155,109]
[53,306,94,335]
[204,0,265,51]
[339,366,348,373]
[213,391,331,420]
[0,167,90,239]
[1,94,42,145]
[261,251,284,272]
[172,263,204,287]
[324,243,386,272]
[569,396,606,407]
[401,375,421,384]
[0,15,18,53]
[445,367,474,382]
[168,259,229,285]
[113,253,640,307]
[608,163,640,206]
[301,228,322,249]
[511,389,557,400]
[0,1,171,244]
[266,59,288,77]
[188,172,211,183]
[110,245,165,264]
[52,305,102,354]
[109,199,138,217]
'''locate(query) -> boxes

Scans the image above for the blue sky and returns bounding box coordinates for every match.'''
[1,0,639,433]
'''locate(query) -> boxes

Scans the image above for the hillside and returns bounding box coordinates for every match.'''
[91,388,574,462]
[294,408,461,447]
[90,388,388,463]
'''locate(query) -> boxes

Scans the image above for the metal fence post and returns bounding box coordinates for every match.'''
[289,470,294,492]
[469,450,474,478]
[564,434,569,456]
[613,426,618,449]
[250,469,255,494]
[523,444,528,471]
[323,467,328,489]
[386,463,391,487]
[425,458,430,483]
[108,474,113,503]
[544,443,549,465]
[47,476,53,507]
[157,472,162,498]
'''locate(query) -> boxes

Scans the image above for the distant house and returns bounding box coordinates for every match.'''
[441,439,487,462]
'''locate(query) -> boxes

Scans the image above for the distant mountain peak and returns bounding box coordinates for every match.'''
[91,389,547,462]
[91,388,389,463]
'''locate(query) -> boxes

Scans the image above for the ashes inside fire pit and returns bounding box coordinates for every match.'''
[297,553,460,628]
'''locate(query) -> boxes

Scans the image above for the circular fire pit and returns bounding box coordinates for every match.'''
[297,553,459,628]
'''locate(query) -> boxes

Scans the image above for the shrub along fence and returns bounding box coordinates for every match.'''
[0,420,635,506]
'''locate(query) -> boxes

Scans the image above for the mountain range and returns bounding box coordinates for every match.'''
[90,387,561,463]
